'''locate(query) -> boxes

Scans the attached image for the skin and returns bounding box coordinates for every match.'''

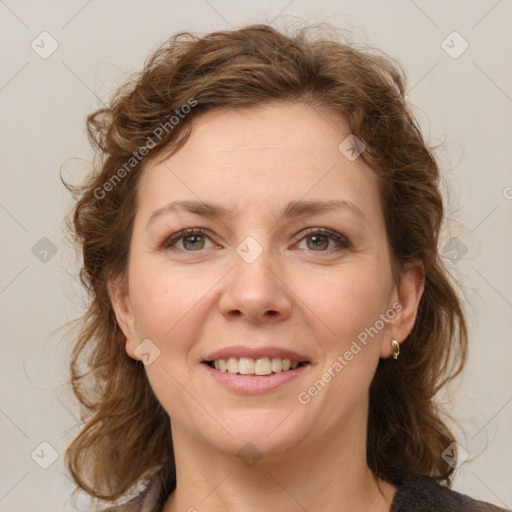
[108,102,425,512]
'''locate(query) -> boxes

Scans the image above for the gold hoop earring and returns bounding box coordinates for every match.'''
[391,339,400,360]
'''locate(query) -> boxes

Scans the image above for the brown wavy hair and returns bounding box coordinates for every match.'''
[63,23,468,505]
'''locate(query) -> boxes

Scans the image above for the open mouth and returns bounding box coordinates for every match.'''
[204,356,309,376]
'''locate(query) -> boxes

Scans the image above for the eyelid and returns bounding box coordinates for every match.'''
[160,227,215,250]
[293,227,351,250]
[161,227,351,252]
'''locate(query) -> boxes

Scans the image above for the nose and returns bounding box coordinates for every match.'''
[218,245,293,323]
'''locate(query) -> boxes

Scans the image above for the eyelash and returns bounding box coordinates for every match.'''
[160,227,351,253]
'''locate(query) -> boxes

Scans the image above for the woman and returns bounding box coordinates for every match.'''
[63,24,508,512]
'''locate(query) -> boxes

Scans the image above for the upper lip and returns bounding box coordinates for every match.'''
[204,345,310,363]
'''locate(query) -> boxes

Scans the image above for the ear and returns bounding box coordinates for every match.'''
[380,260,425,359]
[107,275,138,360]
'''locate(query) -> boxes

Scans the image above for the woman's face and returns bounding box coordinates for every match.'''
[109,102,422,460]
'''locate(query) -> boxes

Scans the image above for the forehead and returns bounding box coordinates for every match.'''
[137,102,382,224]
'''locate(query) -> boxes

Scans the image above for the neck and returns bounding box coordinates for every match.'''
[162,404,396,512]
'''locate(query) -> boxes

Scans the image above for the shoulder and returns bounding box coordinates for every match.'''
[390,473,510,512]
[102,464,175,512]
[102,476,165,512]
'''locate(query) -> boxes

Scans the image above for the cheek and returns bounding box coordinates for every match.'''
[296,266,390,351]
[286,269,388,431]
[128,266,212,414]
[128,262,209,352]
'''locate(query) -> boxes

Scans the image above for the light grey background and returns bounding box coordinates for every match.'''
[1,0,511,510]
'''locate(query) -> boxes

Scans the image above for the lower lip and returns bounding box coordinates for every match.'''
[202,363,310,394]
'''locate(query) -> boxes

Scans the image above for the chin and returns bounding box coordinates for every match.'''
[197,407,314,462]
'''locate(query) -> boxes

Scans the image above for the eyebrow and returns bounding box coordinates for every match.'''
[146,199,366,228]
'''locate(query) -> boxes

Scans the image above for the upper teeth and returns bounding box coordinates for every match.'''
[212,357,300,375]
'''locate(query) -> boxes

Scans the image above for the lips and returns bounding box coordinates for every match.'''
[202,357,310,394]
[201,346,311,393]
[203,345,310,363]
[203,347,310,376]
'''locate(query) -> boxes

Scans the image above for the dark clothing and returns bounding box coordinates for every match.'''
[107,469,509,511]
[389,473,509,511]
